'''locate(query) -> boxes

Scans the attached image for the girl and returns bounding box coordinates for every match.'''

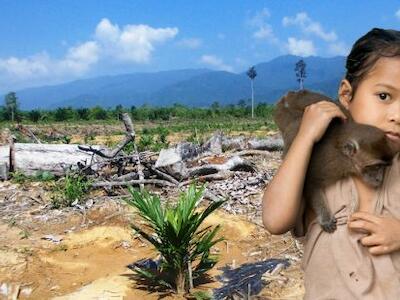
[262,28,400,299]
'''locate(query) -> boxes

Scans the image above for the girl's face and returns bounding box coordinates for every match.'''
[339,56,400,148]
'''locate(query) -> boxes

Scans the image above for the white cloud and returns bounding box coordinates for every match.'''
[0,53,50,79]
[176,38,202,49]
[283,12,337,42]
[60,41,100,73]
[396,9,400,20]
[0,18,179,91]
[286,37,316,56]
[95,18,178,63]
[248,8,278,43]
[200,55,234,72]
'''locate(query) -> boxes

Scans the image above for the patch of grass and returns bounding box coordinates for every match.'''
[35,170,56,181]
[51,173,91,208]
[10,171,30,184]
[191,290,212,300]
[10,170,56,184]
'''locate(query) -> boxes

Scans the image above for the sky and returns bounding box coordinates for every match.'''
[1,0,400,93]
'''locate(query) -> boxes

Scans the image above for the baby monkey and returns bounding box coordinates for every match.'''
[274,90,396,233]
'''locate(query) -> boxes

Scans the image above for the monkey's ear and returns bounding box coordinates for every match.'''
[342,139,359,157]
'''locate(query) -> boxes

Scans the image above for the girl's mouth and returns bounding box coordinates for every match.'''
[386,132,400,143]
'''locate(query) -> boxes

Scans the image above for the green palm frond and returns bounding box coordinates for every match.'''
[124,183,226,294]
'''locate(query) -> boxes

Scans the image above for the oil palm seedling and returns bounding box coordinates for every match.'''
[125,183,226,295]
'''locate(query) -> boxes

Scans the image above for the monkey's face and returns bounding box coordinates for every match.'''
[360,163,390,187]
[341,137,395,187]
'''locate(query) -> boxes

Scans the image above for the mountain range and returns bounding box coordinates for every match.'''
[7,54,347,110]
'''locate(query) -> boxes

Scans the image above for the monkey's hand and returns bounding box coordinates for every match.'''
[348,211,400,255]
[298,101,348,144]
[319,212,337,233]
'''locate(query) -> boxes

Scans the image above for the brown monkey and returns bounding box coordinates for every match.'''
[274,89,396,233]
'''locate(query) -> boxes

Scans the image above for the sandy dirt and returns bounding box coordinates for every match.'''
[0,180,305,300]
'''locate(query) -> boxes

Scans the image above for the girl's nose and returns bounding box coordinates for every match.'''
[389,100,400,124]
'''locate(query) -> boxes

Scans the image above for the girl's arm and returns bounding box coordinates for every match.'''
[262,101,348,235]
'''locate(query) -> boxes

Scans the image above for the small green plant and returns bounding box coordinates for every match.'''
[10,171,29,184]
[51,173,91,208]
[19,229,30,239]
[62,135,72,144]
[137,134,154,151]
[125,184,226,295]
[35,170,55,182]
[192,290,212,300]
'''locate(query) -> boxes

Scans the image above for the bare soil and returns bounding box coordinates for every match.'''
[0,179,304,300]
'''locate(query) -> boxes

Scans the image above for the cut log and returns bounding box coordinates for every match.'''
[0,143,108,176]
[221,135,283,151]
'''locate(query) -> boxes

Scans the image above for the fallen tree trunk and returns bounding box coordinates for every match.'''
[221,135,283,151]
[0,143,107,176]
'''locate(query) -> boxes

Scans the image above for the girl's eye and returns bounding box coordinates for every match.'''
[377,92,390,101]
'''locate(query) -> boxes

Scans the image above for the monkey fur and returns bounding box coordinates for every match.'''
[274,89,396,233]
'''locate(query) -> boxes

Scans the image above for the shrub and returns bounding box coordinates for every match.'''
[125,184,226,295]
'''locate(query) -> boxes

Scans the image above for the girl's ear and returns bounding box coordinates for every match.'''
[338,79,353,109]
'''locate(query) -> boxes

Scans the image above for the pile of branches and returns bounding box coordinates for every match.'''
[74,113,282,199]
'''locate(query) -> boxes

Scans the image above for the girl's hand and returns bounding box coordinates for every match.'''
[297,101,348,144]
[347,211,400,255]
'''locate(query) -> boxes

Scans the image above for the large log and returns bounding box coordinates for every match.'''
[0,143,107,176]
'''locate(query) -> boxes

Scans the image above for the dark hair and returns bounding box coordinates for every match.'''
[345,28,400,95]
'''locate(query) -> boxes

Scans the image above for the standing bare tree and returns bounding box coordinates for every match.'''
[4,92,18,122]
[246,66,257,118]
[295,59,306,90]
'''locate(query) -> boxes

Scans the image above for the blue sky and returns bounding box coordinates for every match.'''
[1,0,400,93]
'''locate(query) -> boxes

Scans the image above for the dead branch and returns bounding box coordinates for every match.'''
[227,149,276,157]
[145,164,179,185]
[185,156,256,179]
[78,113,136,159]
[178,171,234,187]
[91,179,176,188]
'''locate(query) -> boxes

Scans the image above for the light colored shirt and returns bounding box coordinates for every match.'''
[292,152,400,299]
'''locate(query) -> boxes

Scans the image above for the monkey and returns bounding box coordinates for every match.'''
[273,89,397,233]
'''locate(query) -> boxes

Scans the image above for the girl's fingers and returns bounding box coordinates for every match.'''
[349,212,381,224]
[359,234,381,246]
[347,219,376,234]
[368,245,392,255]
[317,105,347,120]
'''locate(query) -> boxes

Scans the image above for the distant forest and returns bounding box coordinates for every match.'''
[0,94,275,123]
